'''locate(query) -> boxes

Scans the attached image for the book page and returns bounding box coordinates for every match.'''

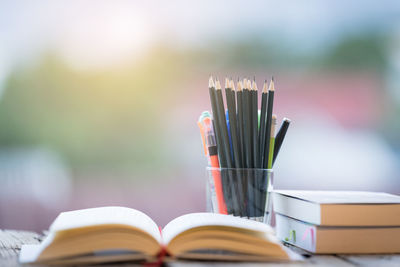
[275,190,400,204]
[19,233,57,263]
[50,206,161,243]
[162,213,274,244]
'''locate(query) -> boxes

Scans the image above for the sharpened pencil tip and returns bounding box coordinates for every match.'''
[225,77,230,89]
[263,80,268,93]
[237,80,243,91]
[215,79,222,90]
[247,79,252,90]
[269,78,275,91]
[252,79,258,91]
[209,76,214,88]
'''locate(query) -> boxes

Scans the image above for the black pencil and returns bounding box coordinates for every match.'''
[259,80,268,168]
[249,79,259,217]
[215,79,242,215]
[242,79,252,169]
[229,78,236,118]
[235,79,249,216]
[230,79,242,167]
[236,80,244,166]
[225,78,241,168]
[208,77,225,167]
[273,118,291,166]
[246,79,254,168]
[226,78,247,216]
[263,78,275,169]
[251,79,259,168]
[241,79,254,216]
[214,79,232,168]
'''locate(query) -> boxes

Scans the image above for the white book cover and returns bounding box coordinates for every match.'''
[273,190,400,226]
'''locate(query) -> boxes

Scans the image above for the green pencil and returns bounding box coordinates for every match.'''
[263,78,275,169]
[268,115,277,169]
[259,80,268,168]
[261,114,277,217]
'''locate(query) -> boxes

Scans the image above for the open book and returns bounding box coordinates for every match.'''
[19,207,294,265]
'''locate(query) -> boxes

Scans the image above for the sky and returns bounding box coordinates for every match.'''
[1,2,400,58]
[0,0,400,93]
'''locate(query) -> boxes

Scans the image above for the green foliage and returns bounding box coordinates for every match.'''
[0,34,391,172]
[321,34,387,72]
[0,49,183,171]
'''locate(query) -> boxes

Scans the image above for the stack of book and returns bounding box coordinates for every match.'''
[273,190,400,254]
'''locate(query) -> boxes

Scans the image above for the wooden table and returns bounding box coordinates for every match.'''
[1,229,399,267]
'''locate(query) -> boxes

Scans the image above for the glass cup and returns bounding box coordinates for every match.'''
[206,167,273,224]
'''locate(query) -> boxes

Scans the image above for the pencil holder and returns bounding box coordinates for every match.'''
[206,167,274,224]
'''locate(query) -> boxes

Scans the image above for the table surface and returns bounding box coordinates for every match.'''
[1,229,400,267]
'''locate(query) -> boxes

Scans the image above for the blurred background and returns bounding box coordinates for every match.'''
[1,0,400,231]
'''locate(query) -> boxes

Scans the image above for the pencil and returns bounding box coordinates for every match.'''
[260,115,277,218]
[231,79,243,166]
[229,78,236,115]
[242,79,252,169]
[208,77,225,167]
[263,77,275,169]
[273,118,291,166]
[259,80,268,168]
[225,78,241,168]
[236,80,244,167]
[235,79,249,216]
[214,79,232,168]
[215,79,241,216]
[250,79,260,217]
[241,79,254,216]
[251,79,259,168]
[226,109,232,160]
[227,78,247,215]
[246,79,254,168]
[268,115,277,169]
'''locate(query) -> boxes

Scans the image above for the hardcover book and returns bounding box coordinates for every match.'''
[273,190,400,226]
